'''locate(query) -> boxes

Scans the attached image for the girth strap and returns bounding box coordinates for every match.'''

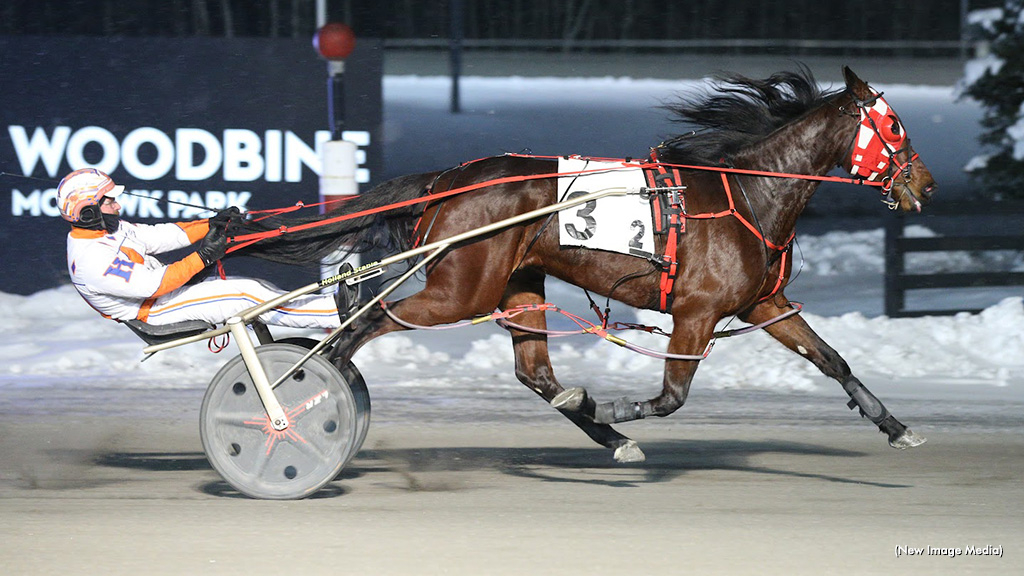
[644,165,685,313]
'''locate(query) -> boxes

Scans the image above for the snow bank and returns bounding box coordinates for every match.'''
[2,285,1020,395]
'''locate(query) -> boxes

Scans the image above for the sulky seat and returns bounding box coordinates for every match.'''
[122,318,217,346]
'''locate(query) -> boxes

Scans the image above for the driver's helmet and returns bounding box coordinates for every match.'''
[56,168,124,223]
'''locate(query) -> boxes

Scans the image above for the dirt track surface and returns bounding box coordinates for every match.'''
[1,404,1020,576]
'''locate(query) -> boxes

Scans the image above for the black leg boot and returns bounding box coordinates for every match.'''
[334,263,360,321]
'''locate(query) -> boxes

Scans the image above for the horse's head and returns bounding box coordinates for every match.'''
[840,67,938,212]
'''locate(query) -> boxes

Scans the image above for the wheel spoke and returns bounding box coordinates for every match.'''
[287,430,333,461]
[213,411,268,428]
[251,441,272,477]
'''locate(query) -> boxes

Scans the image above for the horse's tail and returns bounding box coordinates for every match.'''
[228,171,437,266]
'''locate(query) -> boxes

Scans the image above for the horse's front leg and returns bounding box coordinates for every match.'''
[741,294,926,449]
[552,311,715,425]
[501,270,645,462]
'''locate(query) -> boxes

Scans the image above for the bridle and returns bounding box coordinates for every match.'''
[842,89,920,210]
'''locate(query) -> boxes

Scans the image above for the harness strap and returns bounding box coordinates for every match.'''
[644,165,685,313]
[714,173,795,302]
[698,173,792,252]
[408,184,436,249]
[759,244,792,303]
[510,152,885,187]
[642,164,798,312]
[228,153,886,252]
[660,209,682,313]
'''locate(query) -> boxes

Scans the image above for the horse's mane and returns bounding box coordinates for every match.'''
[656,66,843,165]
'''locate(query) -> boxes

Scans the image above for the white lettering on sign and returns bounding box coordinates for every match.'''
[65,126,120,175]
[223,128,264,182]
[122,127,176,180]
[175,128,223,181]
[11,188,60,217]
[9,126,71,177]
[7,125,371,184]
[11,188,252,220]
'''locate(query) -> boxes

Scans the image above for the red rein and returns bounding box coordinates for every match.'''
[226,153,886,253]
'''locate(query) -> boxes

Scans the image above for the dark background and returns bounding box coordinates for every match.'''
[0,0,993,52]
[0,35,382,294]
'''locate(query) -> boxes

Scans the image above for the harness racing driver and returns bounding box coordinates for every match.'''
[57,168,355,330]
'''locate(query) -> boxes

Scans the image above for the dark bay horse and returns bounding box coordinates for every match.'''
[235,67,937,462]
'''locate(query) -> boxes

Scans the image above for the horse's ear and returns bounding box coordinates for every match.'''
[842,66,871,98]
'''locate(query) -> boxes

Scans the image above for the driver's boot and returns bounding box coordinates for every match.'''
[334,262,360,322]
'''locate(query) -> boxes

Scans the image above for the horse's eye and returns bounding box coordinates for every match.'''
[883,115,902,141]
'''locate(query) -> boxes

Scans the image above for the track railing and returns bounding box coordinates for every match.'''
[884,201,1024,317]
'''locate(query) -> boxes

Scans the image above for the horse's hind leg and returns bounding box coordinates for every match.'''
[500,269,645,462]
[741,295,926,449]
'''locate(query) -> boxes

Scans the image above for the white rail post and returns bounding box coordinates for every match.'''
[314,22,360,289]
[320,137,360,281]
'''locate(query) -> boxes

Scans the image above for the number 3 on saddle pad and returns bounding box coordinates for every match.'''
[556,158,654,258]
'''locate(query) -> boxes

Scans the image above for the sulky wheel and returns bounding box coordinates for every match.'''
[200,343,362,500]
[276,337,371,464]
[337,361,370,466]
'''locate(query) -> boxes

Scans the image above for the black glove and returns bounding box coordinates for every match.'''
[196,220,228,267]
[209,206,241,227]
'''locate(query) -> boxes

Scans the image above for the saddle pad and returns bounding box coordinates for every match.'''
[556,158,654,258]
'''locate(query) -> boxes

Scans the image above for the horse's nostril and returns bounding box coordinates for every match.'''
[923,184,937,198]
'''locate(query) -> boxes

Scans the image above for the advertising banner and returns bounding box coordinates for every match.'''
[0,35,382,295]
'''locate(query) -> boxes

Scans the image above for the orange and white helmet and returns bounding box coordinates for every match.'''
[56,168,125,223]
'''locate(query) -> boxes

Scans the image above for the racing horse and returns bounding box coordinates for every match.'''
[234,67,936,462]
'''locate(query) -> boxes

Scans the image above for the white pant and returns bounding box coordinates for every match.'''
[144,277,340,329]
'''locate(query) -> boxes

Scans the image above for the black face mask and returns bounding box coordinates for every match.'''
[74,205,120,233]
[101,213,120,233]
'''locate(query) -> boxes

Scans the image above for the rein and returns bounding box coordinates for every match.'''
[226,153,889,252]
[225,160,635,252]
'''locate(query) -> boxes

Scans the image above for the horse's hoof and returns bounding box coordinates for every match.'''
[889,429,927,449]
[614,440,646,463]
[551,387,588,412]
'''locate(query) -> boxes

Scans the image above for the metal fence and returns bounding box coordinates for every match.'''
[386,37,969,57]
